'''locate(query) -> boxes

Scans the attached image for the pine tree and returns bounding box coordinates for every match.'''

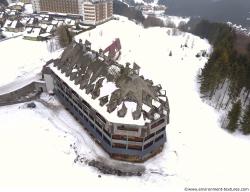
[226,101,241,132]
[56,25,73,48]
[169,51,172,56]
[241,104,250,134]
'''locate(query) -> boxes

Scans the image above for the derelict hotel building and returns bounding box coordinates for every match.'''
[43,40,170,162]
[31,0,113,25]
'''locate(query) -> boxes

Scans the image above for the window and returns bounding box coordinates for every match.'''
[117,125,138,132]
[112,143,126,149]
[103,128,110,137]
[145,133,155,141]
[144,141,153,149]
[128,144,142,150]
[151,119,165,129]
[112,134,127,140]
[156,126,166,135]
[155,134,164,142]
[127,136,143,142]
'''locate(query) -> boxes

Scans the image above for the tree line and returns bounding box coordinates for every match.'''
[187,20,250,134]
[113,0,164,28]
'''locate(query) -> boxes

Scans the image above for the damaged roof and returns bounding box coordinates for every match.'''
[49,40,170,125]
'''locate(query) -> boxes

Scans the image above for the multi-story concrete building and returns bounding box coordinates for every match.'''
[83,0,113,25]
[42,40,170,162]
[31,0,113,25]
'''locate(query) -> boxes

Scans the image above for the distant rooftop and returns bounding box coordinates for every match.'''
[49,40,169,125]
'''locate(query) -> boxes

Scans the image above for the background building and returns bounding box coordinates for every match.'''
[31,0,113,25]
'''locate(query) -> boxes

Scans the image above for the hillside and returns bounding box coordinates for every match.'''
[0,16,250,190]
[191,20,250,134]
[113,0,144,23]
[160,0,250,28]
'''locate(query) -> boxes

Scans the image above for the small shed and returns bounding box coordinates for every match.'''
[23,27,42,41]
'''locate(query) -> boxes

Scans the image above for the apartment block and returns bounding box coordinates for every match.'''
[31,0,113,25]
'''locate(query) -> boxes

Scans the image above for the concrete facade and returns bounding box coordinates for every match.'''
[31,0,113,25]
[44,68,167,162]
[83,0,113,25]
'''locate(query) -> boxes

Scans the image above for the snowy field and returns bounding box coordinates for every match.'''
[0,16,250,191]
[0,37,61,94]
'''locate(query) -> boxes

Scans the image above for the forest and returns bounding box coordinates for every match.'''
[189,20,250,134]
[0,0,8,6]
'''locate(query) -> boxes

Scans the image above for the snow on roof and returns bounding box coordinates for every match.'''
[10,20,17,28]
[57,21,64,26]
[51,20,58,25]
[48,12,67,16]
[9,2,24,8]
[20,17,30,25]
[50,63,147,125]
[65,18,71,23]
[40,14,49,18]
[48,40,169,126]
[40,23,48,29]
[36,16,43,21]
[24,27,41,37]
[99,79,117,98]
[71,20,76,25]
[152,99,161,108]
[9,11,16,15]
[46,25,54,33]
[28,18,34,24]
[40,33,51,38]
[3,20,12,28]
[65,19,76,26]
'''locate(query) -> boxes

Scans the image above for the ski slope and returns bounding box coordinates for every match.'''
[0,16,250,191]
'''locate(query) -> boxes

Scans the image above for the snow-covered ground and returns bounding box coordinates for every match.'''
[134,0,159,6]
[0,37,62,93]
[0,16,250,191]
[163,15,190,27]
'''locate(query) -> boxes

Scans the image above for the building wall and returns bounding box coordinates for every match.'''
[44,74,54,93]
[39,0,79,14]
[83,2,96,24]
[31,0,113,25]
[107,1,113,18]
[44,68,167,162]
[31,0,40,13]
[83,0,113,25]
